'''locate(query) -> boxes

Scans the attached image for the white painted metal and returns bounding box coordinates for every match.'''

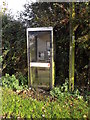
[27,27,53,32]
[30,62,50,67]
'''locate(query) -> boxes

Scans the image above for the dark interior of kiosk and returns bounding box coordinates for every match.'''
[29,31,51,87]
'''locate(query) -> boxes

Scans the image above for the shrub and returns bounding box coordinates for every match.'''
[50,79,69,98]
[50,79,84,100]
[2,87,89,119]
[15,72,28,86]
[2,74,22,90]
[0,56,3,63]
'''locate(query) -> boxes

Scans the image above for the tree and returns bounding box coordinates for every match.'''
[21,2,89,90]
[2,2,89,91]
[2,13,27,77]
[75,2,89,92]
[69,2,75,91]
[22,2,70,85]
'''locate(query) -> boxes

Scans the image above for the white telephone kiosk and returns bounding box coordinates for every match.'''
[27,27,54,89]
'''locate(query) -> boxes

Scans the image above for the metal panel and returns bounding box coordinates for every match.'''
[27,27,53,32]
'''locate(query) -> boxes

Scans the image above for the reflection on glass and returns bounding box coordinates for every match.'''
[29,31,51,87]
[29,31,51,62]
[31,67,50,87]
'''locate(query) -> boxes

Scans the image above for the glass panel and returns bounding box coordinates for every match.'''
[31,67,50,87]
[29,31,51,62]
[29,34,36,62]
[29,31,51,87]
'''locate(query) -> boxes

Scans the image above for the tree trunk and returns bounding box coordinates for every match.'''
[69,2,75,92]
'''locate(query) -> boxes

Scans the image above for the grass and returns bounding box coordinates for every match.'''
[0,87,2,116]
[1,87,89,119]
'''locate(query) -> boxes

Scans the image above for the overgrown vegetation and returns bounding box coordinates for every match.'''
[2,73,28,90]
[2,74,22,90]
[50,80,90,104]
[2,87,89,119]
[1,79,89,119]
[1,1,89,119]
[2,2,89,91]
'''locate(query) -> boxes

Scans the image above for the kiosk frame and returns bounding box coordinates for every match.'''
[27,27,54,89]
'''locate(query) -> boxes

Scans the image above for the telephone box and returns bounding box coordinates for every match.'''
[27,27,54,89]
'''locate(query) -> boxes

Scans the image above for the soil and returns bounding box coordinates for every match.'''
[16,87,57,101]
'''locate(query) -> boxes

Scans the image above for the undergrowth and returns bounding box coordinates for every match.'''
[1,87,89,119]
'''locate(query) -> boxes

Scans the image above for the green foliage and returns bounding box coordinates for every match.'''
[2,2,89,92]
[50,78,87,102]
[2,87,89,119]
[22,2,89,89]
[2,14,27,76]
[50,80,84,101]
[50,79,69,97]
[2,74,22,90]
[50,87,62,98]
[16,72,28,86]
[0,56,3,63]
[50,82,89,119]
[60,78,69,92]
[83,90,90,104]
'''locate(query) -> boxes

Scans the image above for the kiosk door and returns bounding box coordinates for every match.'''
[27,27,54,89]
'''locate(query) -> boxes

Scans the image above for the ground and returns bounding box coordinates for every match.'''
[1,86,89,119]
